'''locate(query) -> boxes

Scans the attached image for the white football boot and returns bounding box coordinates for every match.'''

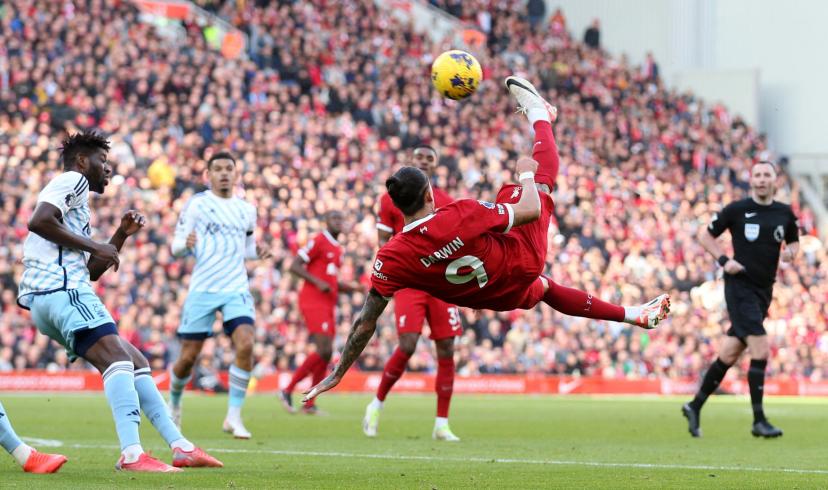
[222,417,252,439]
[363,403,381,438]
[432,422,461,442]
[504,76,557,122]
[631,294,671,329]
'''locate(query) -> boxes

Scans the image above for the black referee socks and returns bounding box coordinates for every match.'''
[748,358,769,423]
[690,358,732,410]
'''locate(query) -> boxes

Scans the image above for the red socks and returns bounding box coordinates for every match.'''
[376,347,411,402]
[377,347,455,419]
[306,355,329,407]
[436,357,455,418]
[532,121,560,190]
[286,352,323,393]
[542,278,624,322]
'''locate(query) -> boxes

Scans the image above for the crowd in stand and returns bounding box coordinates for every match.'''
[0,0,825,386]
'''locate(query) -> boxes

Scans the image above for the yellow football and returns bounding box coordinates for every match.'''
[431,50,483,100]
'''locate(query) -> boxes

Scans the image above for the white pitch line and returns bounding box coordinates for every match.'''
[22,437,64,447]
[65,443,828,476]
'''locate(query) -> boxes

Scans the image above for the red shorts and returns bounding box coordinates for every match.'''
[490,184,555,311]
[299,300,336,338]
[393,288,461,340]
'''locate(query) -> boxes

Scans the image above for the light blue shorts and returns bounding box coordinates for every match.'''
[29,285,116,360]
[178,291,255,340]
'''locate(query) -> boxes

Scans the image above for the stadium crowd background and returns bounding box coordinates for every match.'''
[0,0,825,387]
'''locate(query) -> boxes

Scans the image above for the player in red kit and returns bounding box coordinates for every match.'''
[305,76,671,403]
[367,145,463,442]
[279,210,360,414]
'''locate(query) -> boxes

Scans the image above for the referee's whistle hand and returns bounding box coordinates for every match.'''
[724,259,745,275]
[780,249,795,263]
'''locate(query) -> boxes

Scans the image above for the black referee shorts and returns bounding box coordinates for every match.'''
[724,274,772,341]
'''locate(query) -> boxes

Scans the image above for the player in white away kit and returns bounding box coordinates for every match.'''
[17,131,221,472]
[169,152,271,439]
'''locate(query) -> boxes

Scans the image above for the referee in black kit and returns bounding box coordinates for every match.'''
[682,161,799,438]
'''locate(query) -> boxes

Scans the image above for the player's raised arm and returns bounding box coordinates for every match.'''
[510,156,542,227]
[377,228,393,247]
[376,193,398,247]
[87,210,147,281]
[303,289,389,401]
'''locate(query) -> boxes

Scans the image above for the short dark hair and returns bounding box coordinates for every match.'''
[413,144,437,156]
[60,131,110,169]
[386,166,429,215]
[753,160,779,174]
[207,151,236,169]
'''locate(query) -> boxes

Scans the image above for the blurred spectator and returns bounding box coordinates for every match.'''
[550,7,567,36]
[527,0,546,31]
[584,19,601,49]
[642,51,660,81]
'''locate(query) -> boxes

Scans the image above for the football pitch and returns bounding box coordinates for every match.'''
[1,393,827,488]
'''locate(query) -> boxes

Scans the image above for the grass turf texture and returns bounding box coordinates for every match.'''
[1,393,827,488]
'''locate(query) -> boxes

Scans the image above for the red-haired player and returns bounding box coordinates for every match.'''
[365,145,462,442]
[305,76,670,405]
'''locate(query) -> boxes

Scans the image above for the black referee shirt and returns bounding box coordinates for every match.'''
[708,198,798,288]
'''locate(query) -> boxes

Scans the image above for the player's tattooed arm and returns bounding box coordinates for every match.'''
[303,290,388,401]
[337,290,387,373]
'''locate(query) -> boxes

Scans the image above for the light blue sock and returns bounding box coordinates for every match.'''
[169,370,191,409]
[102,361,142,450]
[228,364,251,410]
[134,368,186,447]
[0,401,24,455]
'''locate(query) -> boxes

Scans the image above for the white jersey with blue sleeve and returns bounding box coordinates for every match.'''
[172,191,258,293]
[17,171,92,309]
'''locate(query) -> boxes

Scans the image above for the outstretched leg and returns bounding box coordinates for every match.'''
[506,76,670,330]
[505,76,559,191]
[531,119,559,191]
[542,279,624,321]
[541,278,670,329]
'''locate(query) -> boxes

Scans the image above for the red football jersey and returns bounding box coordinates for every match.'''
[377,187,454,235]
[297,230,342,306]
[371,198,544,311]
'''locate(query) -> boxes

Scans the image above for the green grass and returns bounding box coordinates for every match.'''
[1,393,827,488]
